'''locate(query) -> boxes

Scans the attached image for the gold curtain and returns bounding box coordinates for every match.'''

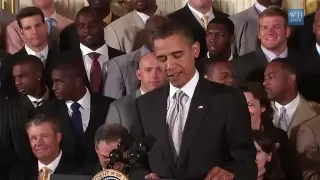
[1,0,15,13]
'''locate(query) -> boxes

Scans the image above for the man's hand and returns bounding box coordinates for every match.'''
[145,173,160,179]
[204,167,234,180]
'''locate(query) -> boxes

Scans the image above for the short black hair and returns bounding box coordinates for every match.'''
[152,20,195,44]
[16,7,45,29]
[53,54,86,80]
[13,55,44,72]
[208,16,235,35]
[204,59,230,74]
[270,58,297,74]
[26,114,60,133]
[75,6,98,22]
[94,124,128,145]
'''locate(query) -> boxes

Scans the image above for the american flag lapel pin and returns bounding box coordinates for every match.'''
[198,105,203,109]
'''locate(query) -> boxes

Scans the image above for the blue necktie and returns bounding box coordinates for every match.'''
[70,102,84,137]
[46,18,58,44]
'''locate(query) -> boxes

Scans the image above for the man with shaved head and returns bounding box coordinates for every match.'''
[103,15,170,99]
[105,52,165,131]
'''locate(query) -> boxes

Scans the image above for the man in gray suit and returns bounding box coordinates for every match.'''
[105,52,166,130]
[103,15,169,99]
[230,0,282,56]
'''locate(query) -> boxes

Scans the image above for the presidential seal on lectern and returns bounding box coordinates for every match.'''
[92,169,128,180]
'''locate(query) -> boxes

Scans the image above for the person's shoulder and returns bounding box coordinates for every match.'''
[107,11,137,28]
[91,92,115,104]
[110,48,141,64]
[231,50,256,65]
[230,6,254,20]
[167,5,187,19]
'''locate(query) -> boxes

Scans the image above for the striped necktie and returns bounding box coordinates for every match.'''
[39,167,51,180]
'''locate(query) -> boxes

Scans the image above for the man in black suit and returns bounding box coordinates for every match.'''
[231,6,300,85]
[43,61,115,168]
[63,6,124,93]
[168,0,229,58]
[10,114,77,180]
[196,16,235,76]
[0,7,57,98]
[131,20,256,180]
[59,0,119,52]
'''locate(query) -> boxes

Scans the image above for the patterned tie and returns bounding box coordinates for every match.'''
[46,18,58,45]
[39,167,51,180]
[71,102,84,137]
[88,52,102,92]
[277,107,289,131]
[35,52,45,62]
[167,90,189,156]
[202,15,209,30]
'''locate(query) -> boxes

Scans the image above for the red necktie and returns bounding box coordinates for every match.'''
[88,52,102,92]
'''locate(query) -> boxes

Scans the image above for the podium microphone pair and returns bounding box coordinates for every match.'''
[93,134,156,180]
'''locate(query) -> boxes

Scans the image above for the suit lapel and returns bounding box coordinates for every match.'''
[255,48,269,66]
[177,78,212,171]
[20,95,35,112]
[58,102,76,154]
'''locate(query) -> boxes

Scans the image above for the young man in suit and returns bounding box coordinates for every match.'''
[70,6,124,93]
[104,0,167,53]
[103,15,169,99]
[0,7,57,98]
[43,61,115,168]
[231,6,300,84]
[16,114,77,180]
[204,60,234,87]
[196,16,235,76]
[131,20,256,180]
[6,0,73,54]
[230,0,283,56]
[168,0,229,59]
[59,0,119,52]
[105,52,166,131]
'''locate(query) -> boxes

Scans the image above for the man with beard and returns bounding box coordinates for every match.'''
[59,0,120,52]
[230,0,283,56]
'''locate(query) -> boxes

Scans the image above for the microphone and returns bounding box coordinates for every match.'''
[106,134,134,169]
[123,135,156,175]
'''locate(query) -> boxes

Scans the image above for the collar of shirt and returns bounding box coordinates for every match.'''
[80,43,109,58]
[135,8,160,24]
[27,87,49,104]
[261,45,288,62]
[45,11,57,21]
[38,150,62,173]
[207,52,234,61]
[25,44,49,60]
[188,3,215,22]
[274,93,300,119]
[316,43,320,56]
[66,88,91,112]
[169,70,199,100]
[104,11,113,25]
[140,88,145,95]
[254,2,267,13]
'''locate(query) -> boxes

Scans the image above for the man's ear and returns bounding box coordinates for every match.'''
[136,69,141,80]
[192,41,200,58]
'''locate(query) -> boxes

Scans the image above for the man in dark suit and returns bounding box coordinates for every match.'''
[59,0,119,52]
[43,61,115,168]
[10,114,77,180]
[196,16,236,76]
[231,6,300,85]
[131,20,256,180]
[0,7,57,98]
[168,0,229,58]
[63,6,124,94]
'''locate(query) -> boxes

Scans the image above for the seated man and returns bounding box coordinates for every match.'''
[11,114,77,179]
[204,60,234,87]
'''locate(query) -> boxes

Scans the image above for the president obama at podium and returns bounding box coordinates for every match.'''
[131,21,257,180]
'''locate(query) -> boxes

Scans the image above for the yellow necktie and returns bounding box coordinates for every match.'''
[202,15,209,30]
[39,167,51,180]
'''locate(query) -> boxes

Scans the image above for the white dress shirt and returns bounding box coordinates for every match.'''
[27,87,49,108]
[207,52,234,61]
[316,43,320,56]
[166,70,199,131]
[25,45,49,64]
[255,2,267,13]
[80,43,109,81]
[38,150,62,175]
[66,88,91,132]
[45,11,56,20]
[274,94,300,126]
[261,45,288,62]
[188,3,215,29]
[135,8,161,24]
[140,88,145,95]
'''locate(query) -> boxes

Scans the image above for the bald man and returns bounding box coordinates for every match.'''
[105,52,166,131]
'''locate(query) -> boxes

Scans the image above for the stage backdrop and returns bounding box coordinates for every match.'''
[15,0,305,20]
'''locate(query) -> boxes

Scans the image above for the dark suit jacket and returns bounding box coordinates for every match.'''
[231,47,301,84]
[10,153,78,180]
[168,5,229,58]
[131,78,257,179]
[61,46,124,93]
[41,93,114,166]
[0,47,57,98]
[59,13,119,52]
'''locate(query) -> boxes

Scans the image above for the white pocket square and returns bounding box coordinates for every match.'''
[198,106,203,109]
